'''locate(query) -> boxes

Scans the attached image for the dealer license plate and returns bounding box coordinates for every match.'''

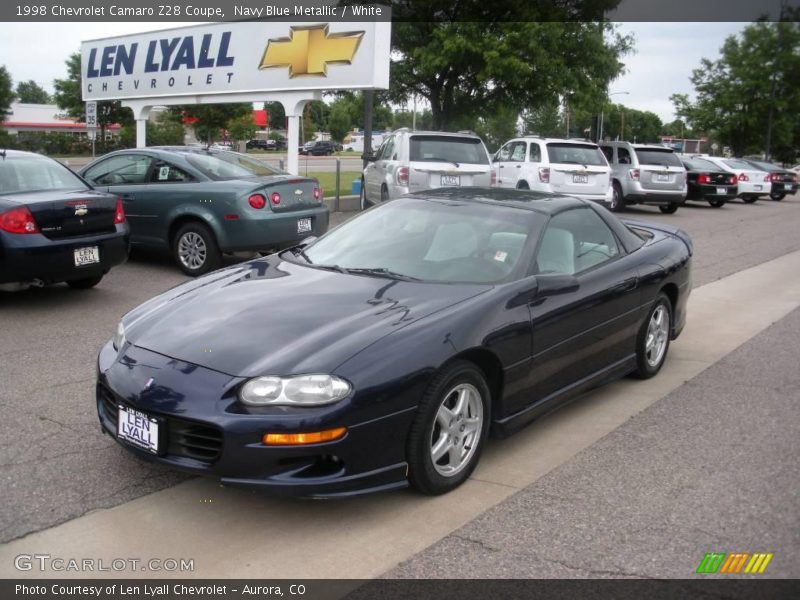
[297,218,312,234]
[117,405,159,454]
[716,187,727,195]
[441,174,460,186]
[656,173,670,182]
[754,185,762,191]
[74,246,99,267]
[573,174,589,184]
[786,184,793,191]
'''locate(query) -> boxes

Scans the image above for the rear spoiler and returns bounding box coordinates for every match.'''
[622,218,693,256]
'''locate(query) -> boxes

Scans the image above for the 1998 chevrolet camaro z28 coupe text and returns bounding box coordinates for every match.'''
[97,188,692,497]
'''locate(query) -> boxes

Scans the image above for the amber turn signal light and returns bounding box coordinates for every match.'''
[262,427,347,446]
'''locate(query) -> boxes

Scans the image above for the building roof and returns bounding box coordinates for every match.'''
[1,102,120,131]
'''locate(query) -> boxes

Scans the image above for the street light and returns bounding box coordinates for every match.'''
[599,91,629,142]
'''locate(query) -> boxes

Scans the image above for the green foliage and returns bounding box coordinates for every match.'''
[264,101,285,129]
[471,104,519,153]
[328,102,352,143]
[119,113,185,148]
[672,21,800,160]
[172,103,251,144]
[522,100,563,137]
[0,66,14,119]
[227,113,257,142]
[16,80,50,104]
[390,16,631,130]
[600,104,663,143]
[329,92,393,131]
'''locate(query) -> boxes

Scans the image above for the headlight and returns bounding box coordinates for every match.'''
[239,374,351,407]
[112,321,126,351]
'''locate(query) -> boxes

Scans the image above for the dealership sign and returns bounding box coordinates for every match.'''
[81,21,390,101]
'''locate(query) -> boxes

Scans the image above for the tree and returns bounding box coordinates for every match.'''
[227,113,257,142]
[16,80,50,104]
[472,104,520,152]
[600,104,663,143]
[53,53,132,139]
[522,99,563,137]
[264,101,285,130]
[672,21,800,159]
[172,104,252,144]
[389,8,631,131]
[328,102,352,143]
[392,108,433,131]
[0,66,14,119]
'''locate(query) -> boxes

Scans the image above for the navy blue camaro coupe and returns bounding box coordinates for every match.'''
[97,188,692,497]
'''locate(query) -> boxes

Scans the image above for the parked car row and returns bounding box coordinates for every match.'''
[1,147,329,290]
[359,129,798,214]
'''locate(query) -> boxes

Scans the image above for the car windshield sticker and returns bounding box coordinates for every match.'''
[494,251,508,262]
[159,166,170,180]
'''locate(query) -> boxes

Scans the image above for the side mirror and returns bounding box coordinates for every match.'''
[362,153,377,163]
[536,273,579,298]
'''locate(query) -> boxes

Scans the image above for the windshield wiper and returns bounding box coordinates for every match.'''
[343,267,421,281]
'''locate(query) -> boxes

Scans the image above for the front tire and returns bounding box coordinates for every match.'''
[359,179,372,211]
[659,203,679,214]
[632,293,672,379]
[708,198,726,208]
[173,222,221,277]
[407,361,490,495]
[67,275,103,289]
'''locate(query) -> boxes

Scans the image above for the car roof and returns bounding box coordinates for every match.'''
[393,129,483,140]
[407,186,589,215]
[517,137,597,145]
[0,149,57,159]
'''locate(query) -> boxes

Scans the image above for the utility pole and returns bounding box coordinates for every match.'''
[764,7,786,161]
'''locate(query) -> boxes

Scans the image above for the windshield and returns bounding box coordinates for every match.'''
[633,149,683,167]
[0,156,89,195]
[298,199,537,284]
[546,143,607,166]
[748,160,781,172]
[723,159,756,171]
[409,135,489,165]
[184,151,283,180]
[683,157,722,171]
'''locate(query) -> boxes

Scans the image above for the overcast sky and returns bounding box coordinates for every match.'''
[0,21,746,122]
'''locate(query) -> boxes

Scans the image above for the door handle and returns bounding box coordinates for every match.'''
[499,165,504,169]
[613,277,638,292]
[118,193,135,200]
[516,165,522,169]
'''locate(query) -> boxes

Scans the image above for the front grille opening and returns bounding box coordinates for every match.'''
[293,455,344,479]
[97,383,223,464]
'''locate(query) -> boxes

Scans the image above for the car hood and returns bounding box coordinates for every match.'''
[123,256,490,377]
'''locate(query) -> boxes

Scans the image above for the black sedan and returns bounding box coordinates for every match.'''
[742,159,798,201]
[1,150,129,291]
[680,156,738,208]
[96,188,692,497]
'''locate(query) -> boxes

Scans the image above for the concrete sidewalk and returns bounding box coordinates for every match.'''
[388,307,800,578]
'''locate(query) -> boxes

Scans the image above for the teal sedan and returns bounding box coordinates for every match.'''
[80,147,329,275]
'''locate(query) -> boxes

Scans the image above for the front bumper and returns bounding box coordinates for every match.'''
[96,342,412,497]
[0,226,129,284]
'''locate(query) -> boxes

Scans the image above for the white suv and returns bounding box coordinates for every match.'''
[492,137,613,205]
[361,129,493,209]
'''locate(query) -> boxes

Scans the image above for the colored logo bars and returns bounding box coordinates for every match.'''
[696,552,773,574]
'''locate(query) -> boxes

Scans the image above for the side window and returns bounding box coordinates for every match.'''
[536,208,620,275]
[617,147,631,165]
[508,141,526,162]
[379,136,395,160]
[150,161,194,183]
[600,146,613,162]
[529,143,541,163]
[496,142,514,162]
[84,155,152,185]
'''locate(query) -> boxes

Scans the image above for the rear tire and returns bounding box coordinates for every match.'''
[770,192,786,201]
[708,198,726,208]
[610,182,624,212]
[659,203,679,214]
[632,292,672,379]
[516,181,530,190]
[407,361,490,495]
[742,195,758,204]
[173,222,221,277]
[67,275,103,289]
[380,185,389,203]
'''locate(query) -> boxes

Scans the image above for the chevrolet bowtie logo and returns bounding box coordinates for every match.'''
[259,24,364,77]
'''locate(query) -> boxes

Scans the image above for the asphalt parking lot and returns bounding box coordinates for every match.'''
[1,195,799,575]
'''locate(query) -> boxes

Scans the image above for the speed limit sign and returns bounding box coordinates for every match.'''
[86,101,97,129]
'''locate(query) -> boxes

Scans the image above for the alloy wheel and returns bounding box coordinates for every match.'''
[645,305,669,368]
[429,383,484,478]
[178,232,207,271]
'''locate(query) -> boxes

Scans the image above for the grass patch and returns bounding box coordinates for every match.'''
[306,171,361,197]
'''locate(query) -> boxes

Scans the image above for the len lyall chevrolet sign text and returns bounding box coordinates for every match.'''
[81,21,390,101]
